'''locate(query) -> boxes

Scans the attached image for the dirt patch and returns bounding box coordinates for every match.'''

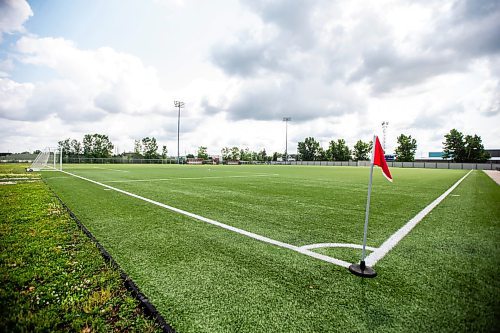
[483,170,500,185]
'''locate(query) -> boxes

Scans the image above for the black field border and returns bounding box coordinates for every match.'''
[44,179,176,333]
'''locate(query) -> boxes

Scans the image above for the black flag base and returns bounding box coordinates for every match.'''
[348,261,377,278]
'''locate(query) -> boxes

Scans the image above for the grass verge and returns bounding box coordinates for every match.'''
[0,164,162,332]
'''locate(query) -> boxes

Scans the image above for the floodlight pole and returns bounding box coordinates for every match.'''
[174,101,185,164]
[283,117,291,162]
[382,121,389,152]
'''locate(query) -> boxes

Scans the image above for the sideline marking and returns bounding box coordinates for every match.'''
[104,174,279,183]
[60,170,350,268]
[365,170,473,266]
[300,243,377,252]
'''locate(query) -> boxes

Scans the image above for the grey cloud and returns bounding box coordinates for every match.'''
[410,104,464,129]
[94,92,127,114]
[349,45,465,93]
[211,0,321,78]
[340,0,500,93]
[200,98,222,115]
[435,0,500,58]
[242,0,319,48]
[481,86,499,117]
[454,0,499,21]
[211,38,277,77]
[205,79,365,122]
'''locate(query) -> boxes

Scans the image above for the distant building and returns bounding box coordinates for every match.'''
[428,152,444,159]
[486,149,500,161]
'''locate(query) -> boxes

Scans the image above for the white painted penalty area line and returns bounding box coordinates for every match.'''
[103,174,279,183]
[364,169,473,267]
[59,170,351,268]
[300,243,377,252]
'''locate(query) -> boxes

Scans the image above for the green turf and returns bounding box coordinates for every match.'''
[41,164,499,332]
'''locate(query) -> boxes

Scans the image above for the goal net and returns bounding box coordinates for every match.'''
[28,147,62,171]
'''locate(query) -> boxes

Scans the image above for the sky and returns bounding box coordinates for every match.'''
[0,0,499,157]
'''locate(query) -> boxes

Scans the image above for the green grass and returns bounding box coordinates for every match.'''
[0,164,162,332]
[37,164,500,332]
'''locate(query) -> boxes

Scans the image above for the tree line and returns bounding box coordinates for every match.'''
[58,134,168,159]
[57,129,490,163]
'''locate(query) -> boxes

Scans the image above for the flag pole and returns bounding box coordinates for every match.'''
[361,160,374,265]
[349,135,377,278]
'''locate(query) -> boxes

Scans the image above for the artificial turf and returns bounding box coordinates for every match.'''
[41,164,499,332]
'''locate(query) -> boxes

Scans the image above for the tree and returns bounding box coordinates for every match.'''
[257,149,267,161]
[221,147,230,160]
[134,140,142,158]
[443,129,490,162]
[83,134,114,158]
[251,151,258,161]
[395,134,417,162]
[70,139,82,156]
[443,129,466,162]
[33,150,41,154]
[272,152,283,161]
[58,138,71,157]
[464,134,490,162]
[162,145,168,159]
[297,137,321,161]
[353,140,372,161]
[141,137,159,159]
[230,146,240,160]
[240,148,251,161]
[327,139,351,161]
[197,146,208,159]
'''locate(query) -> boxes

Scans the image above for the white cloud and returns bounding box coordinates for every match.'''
[0,77,34,120]
[12,36,168,120]
[0,0,32,42]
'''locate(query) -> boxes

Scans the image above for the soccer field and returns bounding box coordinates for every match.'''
[42,165,499,332]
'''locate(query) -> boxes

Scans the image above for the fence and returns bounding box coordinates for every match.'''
[271,160,498,170]
[2,156,497,170]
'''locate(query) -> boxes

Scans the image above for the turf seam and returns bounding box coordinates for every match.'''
[43,179,176,333]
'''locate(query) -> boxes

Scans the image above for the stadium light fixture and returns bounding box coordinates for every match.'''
[174,101,185,164]
[283,117,291,162]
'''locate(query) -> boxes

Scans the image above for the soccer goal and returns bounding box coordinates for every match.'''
[27,147,62,172]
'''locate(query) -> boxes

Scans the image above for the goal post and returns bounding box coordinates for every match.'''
[28,147,63,171]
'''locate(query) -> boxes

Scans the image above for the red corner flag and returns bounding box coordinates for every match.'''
[373,136,393,182]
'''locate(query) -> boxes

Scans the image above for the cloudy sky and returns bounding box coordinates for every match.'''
[1,0,499,157]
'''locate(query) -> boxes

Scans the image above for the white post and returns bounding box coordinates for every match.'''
[53,148,56,169]
[361,163,374,263]
[360,135,376,267]
[60,148,63,170]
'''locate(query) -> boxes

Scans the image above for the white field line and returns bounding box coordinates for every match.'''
[60,170,351,268]
[104,174,279,183]
[364,170,473,267]
[90,166,130,172]
[300,243,377,252]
